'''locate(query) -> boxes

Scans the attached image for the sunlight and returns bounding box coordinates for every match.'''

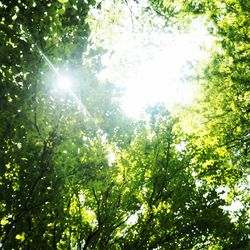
[119,43,195,117]
[99,26,212,118]
[38,48,93,120]
[57,75,72,91]
[93,1,213,118]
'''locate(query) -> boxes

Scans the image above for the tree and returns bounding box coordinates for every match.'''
[0,0,249,249]
[146,0,250,248]
[0,0,125,248]
[111,105,238,249]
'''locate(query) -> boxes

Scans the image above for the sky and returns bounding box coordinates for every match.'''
[89,0,213,118]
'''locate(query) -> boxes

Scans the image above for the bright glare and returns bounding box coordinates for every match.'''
[57,75,72,91]
[89,0,213,118]
[99,26,212,118]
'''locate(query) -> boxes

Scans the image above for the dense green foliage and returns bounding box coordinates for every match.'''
[0,0,249,249]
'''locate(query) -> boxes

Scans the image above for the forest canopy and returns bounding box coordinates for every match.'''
[0,0,249,249]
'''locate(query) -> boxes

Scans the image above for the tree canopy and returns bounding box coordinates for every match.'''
[0,0,249,249]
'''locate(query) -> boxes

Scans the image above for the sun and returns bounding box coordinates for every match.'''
[57,75,72,91]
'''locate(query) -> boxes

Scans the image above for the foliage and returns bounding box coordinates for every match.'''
[152,0,250,247]
[0,0,249,249]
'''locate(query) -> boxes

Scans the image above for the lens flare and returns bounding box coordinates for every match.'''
[57,75,72,90]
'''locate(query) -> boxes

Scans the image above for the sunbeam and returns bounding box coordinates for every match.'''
[34,44,93,121]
